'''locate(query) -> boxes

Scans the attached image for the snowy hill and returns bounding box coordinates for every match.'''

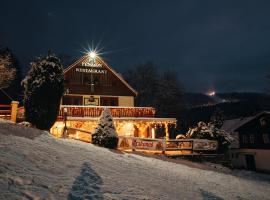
[1,122,270,199]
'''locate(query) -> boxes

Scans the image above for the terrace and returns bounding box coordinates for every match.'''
[52,105,177,141]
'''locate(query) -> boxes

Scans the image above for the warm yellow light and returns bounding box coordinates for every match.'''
[118,122,135,137]
[57,123,64,129]
[89,51,97,59]
[151,128,155,139]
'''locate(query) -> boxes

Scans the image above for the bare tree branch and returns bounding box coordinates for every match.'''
[0,54,16,89]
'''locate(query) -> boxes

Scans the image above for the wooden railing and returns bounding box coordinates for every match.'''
[59,105,156,118]
[166,139,218,152]
[117,136,218,154]
[166,139,193,151]
[0,101,19,122]
[0,104,11,116]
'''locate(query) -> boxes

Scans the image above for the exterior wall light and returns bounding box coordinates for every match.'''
[89,51,97,59]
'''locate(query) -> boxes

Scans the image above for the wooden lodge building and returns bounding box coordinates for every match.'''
[51,53,177,141]
[222,111,270,172]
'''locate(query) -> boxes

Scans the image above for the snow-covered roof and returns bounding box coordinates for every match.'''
[235,111,270,131]
[222,111,270,133]
[221,111,270,149]
[222,117,253,133]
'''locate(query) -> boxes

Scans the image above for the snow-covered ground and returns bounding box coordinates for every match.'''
[1,123,270,200]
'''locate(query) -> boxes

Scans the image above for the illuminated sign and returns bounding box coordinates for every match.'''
[76,58,107,74]
[118,136,165,151]
[75,68,107,74]
[81,58,102,68]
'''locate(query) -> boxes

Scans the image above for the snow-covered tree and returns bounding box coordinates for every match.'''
[0,49,16,89]
[22,54,64,130]
[92,108,118,149]
[210,108,225,128]
[186,121,234,153]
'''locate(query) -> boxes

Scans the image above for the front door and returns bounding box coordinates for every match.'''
[245,154,256,171]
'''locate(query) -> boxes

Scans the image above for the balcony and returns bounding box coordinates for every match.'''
[59,105,156,118]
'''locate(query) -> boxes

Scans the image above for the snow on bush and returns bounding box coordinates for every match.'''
[210,108,225,129]
[92,108,118,149]
[176,134,186,139]
[186,121,235,153]
[18,121,32,127]
[22,54,64,130]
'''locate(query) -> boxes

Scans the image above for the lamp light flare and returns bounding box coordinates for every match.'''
[89,51,97,59]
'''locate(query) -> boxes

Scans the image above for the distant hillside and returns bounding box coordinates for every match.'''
[183,93,217,107]
[178,92,270,132]
[216,92,269,103]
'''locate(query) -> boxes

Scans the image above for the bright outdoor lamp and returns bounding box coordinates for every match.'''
[89,51,97,59]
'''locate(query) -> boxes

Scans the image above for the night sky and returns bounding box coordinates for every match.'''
[1,0,270,93]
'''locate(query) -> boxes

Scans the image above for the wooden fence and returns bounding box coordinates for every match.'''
[54,127,218,155]
[118,136,218,154]
[0,104,11,116]
[0,101,19,122]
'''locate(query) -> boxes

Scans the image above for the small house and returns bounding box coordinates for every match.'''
[222,111,270,173]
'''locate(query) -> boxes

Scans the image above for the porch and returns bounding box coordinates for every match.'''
[51,105,177,141]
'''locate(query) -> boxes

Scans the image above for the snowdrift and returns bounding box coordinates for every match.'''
[1,122,270,199]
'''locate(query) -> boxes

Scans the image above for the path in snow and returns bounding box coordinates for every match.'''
[0,123,270,200]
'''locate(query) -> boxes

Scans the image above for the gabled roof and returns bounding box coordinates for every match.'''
[64,54,138,96]
[234,111,270,131]
[222,117,253,133]
[222,111,270,133]
[221,111,270,149]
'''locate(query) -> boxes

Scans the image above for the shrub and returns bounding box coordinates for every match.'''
[92,108,118,149]
[22,54,64,130]
[186,121,234,153]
